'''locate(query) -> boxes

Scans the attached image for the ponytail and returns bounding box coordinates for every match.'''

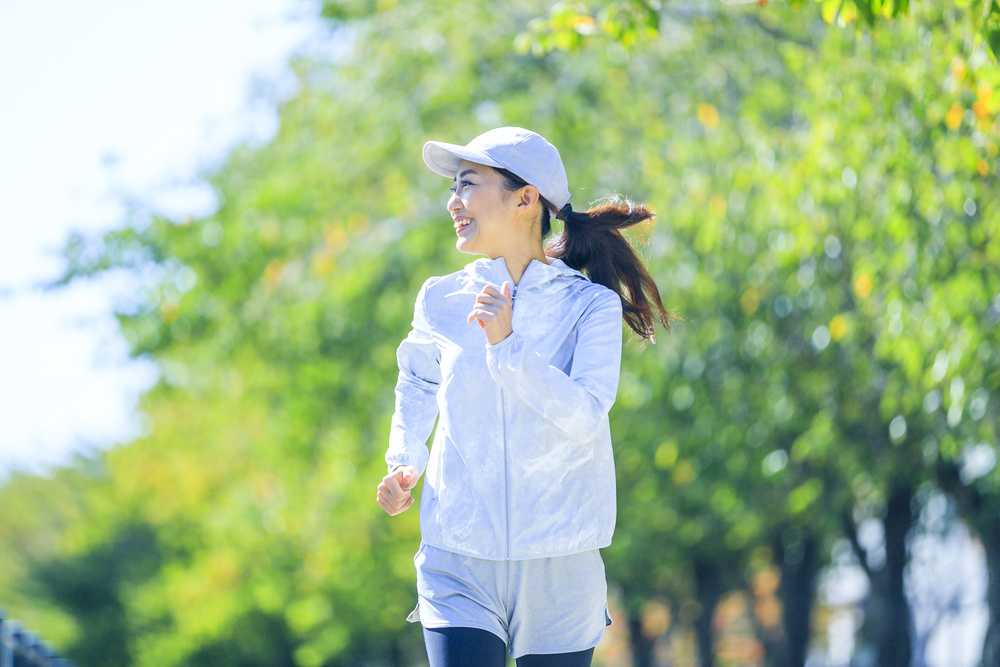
[494,167,674,341]
[548,196,673,341]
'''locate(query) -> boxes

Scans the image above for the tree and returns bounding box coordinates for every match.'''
[2,0,998,665]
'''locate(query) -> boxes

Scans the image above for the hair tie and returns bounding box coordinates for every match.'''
[559,203,573,218]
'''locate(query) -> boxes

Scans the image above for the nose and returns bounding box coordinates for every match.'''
[447,190,461,213]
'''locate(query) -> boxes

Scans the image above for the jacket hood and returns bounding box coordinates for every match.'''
[463,256,590,293]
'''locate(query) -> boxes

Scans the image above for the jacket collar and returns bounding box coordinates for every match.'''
[463,255,589,292]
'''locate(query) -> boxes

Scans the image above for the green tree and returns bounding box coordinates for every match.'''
[2,1,998,666]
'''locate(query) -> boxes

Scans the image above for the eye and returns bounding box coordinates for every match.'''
[449,180,474,193]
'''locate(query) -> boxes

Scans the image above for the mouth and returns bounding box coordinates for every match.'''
[453,217,474,233]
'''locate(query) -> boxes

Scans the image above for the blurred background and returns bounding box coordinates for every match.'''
[1,0,998,665]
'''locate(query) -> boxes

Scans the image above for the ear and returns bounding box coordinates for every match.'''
[515,185,540,212]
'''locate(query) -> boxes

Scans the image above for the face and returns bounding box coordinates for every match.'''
[447,160,518,258]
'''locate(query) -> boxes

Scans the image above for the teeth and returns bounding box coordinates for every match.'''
[455,219,473,228]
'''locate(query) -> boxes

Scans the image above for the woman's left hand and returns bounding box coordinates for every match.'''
[468,281,513,346]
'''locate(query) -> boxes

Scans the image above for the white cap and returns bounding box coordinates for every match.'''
[422,126,571,211]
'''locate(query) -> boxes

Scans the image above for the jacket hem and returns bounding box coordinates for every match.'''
[420,537,613,562]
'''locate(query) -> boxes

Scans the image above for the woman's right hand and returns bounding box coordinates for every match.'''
[377,465,418,516]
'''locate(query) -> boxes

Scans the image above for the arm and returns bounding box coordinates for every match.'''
[384,279,441,478]
[485,289,623,443]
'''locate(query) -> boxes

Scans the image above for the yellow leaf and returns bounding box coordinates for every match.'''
[325,225,347,251]
[853,273,872,298]
[697,103,720,129]
[312,251,335,276]
[740,288,760,314]
[160,300,180,323]
[672,460,696,486]
[945,102,963,130]
[950,56,966,81]
[264,260,287,287]
[709,194,727,216]
[654,441,678,469]
[829,314,848,341]
[572,14,597,35]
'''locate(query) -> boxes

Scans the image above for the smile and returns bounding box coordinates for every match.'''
[454,218,474,230]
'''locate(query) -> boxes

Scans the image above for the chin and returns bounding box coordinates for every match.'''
[455,239,480,255]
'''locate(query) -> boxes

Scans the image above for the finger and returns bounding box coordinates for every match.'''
[377,492,395,514]
[383,476,410,504]
[377,485,395,509]
[389,485,410,505]
[468,308,500,323]
[474,294,508,309]
[402,472,418,491]
[377,489,406,515]
[468,305,501,321]
[502,281,511,303]
[480,285,502,298]
[395,469,415,490]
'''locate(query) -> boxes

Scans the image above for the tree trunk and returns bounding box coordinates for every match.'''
[936,460,1000,667]
[693,557,722,667]
[628,610,656,667]
[778,529,819,667]
[876,484,913,667]
[982,518,1000,667]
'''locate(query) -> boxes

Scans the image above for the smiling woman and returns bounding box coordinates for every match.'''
[448,162,521,261]
[375,127,676,667]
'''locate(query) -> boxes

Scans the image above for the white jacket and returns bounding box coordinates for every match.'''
[385,255,623,560]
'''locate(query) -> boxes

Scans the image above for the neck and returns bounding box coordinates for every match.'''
[492,244,549,285]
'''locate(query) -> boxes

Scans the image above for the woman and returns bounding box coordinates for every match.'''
[377,127,671,667]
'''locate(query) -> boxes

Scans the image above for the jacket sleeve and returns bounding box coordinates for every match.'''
[485,289,623,443]
[385,279,441,477]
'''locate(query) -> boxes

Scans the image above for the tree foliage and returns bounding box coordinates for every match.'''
[1,0,999,665]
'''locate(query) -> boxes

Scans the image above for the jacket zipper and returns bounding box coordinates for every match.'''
[498,259,529,559]
[503,282,518,559]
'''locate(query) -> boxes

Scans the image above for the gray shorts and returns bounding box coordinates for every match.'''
[408,543,612,658]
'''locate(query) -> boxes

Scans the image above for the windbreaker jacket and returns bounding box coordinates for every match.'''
[385,255,623,560]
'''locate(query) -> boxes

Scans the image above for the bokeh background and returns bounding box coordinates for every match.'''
[1,0,999,665]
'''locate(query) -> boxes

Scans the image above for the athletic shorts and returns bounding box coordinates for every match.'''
[407,542,613,658]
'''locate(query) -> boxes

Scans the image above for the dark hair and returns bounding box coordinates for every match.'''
[494,167,675,341]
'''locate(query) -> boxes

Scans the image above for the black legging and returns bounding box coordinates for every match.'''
[423,627,595,667]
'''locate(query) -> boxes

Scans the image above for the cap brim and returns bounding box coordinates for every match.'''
[422,140,504,178]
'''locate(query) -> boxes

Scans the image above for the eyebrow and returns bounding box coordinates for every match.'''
[454,169,478,181]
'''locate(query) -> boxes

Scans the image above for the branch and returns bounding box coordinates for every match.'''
[841,511,874,580]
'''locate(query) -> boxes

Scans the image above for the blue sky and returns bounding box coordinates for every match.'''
[0,0,321,473]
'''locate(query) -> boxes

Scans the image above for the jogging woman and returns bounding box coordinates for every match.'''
[377,127,671,667]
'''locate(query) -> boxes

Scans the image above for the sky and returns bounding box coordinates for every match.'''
[0,0,322,474]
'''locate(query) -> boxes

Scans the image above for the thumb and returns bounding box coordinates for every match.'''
[397,468,416,490]
[502,281,511,303]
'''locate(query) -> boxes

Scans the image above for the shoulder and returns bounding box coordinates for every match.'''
[413,271,470,321]
[572,279,622,318]
[416,271,460,299]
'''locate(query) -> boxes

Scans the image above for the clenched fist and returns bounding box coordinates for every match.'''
[377,465,419,516]
[468,280,513,346]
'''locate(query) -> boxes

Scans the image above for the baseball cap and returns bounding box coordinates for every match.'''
[422,126,571,211]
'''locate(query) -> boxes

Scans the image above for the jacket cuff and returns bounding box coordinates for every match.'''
[385,452,427,477]
[485,331,516,351]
